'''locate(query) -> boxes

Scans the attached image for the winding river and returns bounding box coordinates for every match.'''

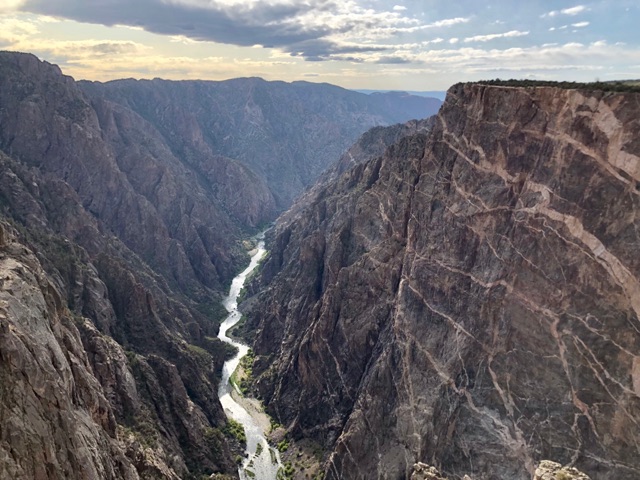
[217,236,282,479]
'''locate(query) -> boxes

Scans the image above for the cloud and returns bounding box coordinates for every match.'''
[0,0,26,13]
[0,15,41,43]
[392,5,406,11]
[571,21,589,28]
[542,4,589,18]
[17,0,432,60]
[426,17,470,28]
[463,30,529,43]
[375,55,412,64]
[560,5,588,15]
[449,38,459,44]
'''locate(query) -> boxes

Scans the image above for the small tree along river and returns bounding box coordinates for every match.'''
[218,236,282,479]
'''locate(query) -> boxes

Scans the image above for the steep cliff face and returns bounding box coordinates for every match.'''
[249,84,640,479]
[0,51,248,294]
[0,152,239,478]
[80,77,441,209]
[0,221,149,480]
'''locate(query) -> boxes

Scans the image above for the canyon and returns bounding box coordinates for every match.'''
[1,48,639,480]
[0,51,439,479]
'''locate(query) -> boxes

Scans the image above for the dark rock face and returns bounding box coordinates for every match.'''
[0,152,238,478]
[79,77,442,209]
[0,51,246,294]
[249,84,640,480]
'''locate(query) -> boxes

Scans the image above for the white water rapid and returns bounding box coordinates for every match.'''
[217,236,282,479]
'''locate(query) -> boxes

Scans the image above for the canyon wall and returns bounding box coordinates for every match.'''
[0,51,438,478]
[249,84,640,479]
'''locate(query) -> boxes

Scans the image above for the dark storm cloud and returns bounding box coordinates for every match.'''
[288,39,387,60]
[20,0,392,59]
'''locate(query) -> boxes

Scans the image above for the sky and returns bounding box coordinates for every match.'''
[0,0,639,91]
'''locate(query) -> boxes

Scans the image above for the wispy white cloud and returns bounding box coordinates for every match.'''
[561,5,588,16]
[426,17,470,28]
[392,5,406,11]
[542,5,589,18]
[0,15,40,43]
[571,21,589,28]
[0,0,26,13]
[464,30,529,43]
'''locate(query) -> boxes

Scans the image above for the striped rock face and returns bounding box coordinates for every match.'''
[249,84,640,480]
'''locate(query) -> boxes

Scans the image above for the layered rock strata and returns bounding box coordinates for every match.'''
[249,84,640,479]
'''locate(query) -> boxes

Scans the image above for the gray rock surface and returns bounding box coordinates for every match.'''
[249,84,640,479]
[80,77,441,210]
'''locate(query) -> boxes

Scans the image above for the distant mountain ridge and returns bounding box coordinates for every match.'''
[80,76,442,210]
[356,89,447,100]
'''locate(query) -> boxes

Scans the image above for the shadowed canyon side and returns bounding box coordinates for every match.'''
[0,50,441,478]
[248,83,640,479]
[79,75,442,210]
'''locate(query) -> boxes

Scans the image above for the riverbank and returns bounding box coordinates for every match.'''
[230,390,271,434]
[217,235,282,479]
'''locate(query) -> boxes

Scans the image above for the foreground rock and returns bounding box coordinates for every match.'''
[534,461,590,480]
[410,461,589,480]
[248,83,640,479]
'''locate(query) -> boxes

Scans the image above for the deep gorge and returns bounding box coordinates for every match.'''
[1,50,639,480]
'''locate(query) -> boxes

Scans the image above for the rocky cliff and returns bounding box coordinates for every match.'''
[79,76,441,210]
[248,83,640,479]
[0,50,440,478]
[0,150,241,478]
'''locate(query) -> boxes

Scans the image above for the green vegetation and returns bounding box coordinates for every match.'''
[255,443,263,456]
[187,343,213,369]
[276,461,295,479]
[203,427,226,461]
[119,413,160,449]
[230,349,256,395]
[277,439,290,452]
[222,418,246,445]
[245,469,256,478]
[477,78,640,93]
[269,416,283,432]
[195,300,229,327]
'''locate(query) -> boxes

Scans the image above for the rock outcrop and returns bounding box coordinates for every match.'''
[0,221,140,479]
[248,84,640,479]
[534,461,590,480]
[0,153,238,478]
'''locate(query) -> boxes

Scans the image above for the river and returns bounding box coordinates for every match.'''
[217,236,282,480]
